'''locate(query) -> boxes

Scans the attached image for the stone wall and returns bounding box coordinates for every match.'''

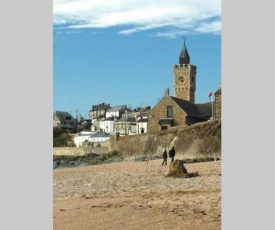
[147,95,187,133]
[53,146,109,156]
[54,120,221,160]
[110,120,221,160]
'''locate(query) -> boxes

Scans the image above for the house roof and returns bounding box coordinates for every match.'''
[116,117,136,123]
[53,111,77,122]
[107,105,127,112]
[90,132,112,138]
[75,131,97,137]
[133,106,151,112]
[170,97,202,118]
[137,110,150,118]
[195,102,212,117]
[90,103,110,112]
[74,133,93,137]
[169,97,212,119]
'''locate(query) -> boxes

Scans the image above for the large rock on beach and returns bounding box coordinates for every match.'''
[166,159,199,178]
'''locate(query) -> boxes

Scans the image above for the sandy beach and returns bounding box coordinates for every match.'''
[53,159,221,230]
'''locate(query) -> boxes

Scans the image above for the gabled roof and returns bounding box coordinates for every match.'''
[170,97,202,118]
[53,111,77,122]
[170,97,212,119]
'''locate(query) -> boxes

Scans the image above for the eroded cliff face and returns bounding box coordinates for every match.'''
[110,120,221,160]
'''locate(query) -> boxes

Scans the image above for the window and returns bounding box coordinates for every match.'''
[161,126,168,130]
[167,106,173,118]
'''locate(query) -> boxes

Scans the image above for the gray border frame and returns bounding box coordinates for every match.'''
[0,1,52,229]
[1,0,274,229]
[223,0,275,229]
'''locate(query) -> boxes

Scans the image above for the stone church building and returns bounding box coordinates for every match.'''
[147,41,221,133]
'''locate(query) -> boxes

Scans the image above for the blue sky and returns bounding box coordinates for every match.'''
[53,0,221,119]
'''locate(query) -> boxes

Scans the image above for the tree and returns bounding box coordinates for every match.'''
[53,127,73,147]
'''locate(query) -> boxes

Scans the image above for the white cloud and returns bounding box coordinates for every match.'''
[53,0,221,36]
[195,20,221,34]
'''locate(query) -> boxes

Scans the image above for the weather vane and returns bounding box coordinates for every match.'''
[182,36,187,44]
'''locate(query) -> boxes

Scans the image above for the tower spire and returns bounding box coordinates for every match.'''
[179,36,190,65]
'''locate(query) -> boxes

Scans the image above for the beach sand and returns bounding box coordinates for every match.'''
[53,159,221,230]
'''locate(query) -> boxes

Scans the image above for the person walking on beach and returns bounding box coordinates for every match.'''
[169,147,175,163]
[162,149,168,165]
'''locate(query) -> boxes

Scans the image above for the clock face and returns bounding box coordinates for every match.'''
[177,76,185,84]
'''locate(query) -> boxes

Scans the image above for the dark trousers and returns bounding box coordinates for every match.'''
[170,156,174,163]
[162,158,167,165]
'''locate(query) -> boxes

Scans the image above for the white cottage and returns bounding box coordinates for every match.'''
[137,118,148,134]
[74,131,97,147]
[99,116,116,134]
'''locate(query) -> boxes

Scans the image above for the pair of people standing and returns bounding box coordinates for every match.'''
[162,147,176,165]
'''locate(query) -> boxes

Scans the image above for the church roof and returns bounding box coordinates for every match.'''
[170,97,201,118]
[195,102,212,118]
[170,97,212,119]
[179,41,190,65]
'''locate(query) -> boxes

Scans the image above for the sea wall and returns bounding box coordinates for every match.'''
[109,120,221,160]
[53,146,109,156]
[53,120,221,159]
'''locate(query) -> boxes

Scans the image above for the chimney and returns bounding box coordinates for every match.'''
[164,88,169,96]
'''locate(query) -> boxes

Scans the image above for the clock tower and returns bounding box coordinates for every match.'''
[173,40,196,103]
